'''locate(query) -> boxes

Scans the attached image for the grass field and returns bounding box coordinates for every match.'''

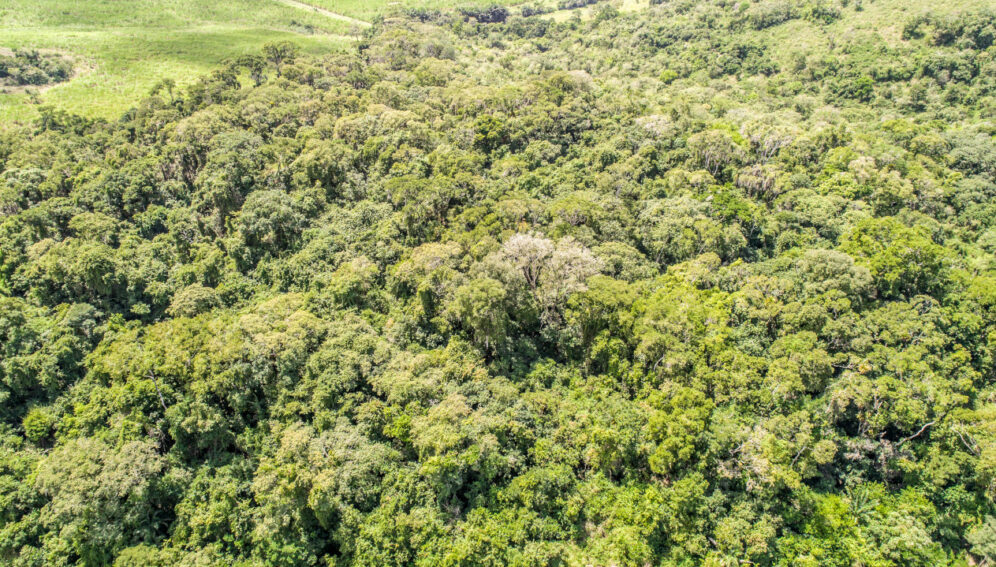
[535,0,649,22]
[305,0,525,22]
[0,0,359,124]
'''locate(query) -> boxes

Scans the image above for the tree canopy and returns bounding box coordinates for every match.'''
[1,1,995,566]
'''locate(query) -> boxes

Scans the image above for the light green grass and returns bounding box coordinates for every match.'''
[534,0,648,23]
[826,0,996,45]
[305,0,526,22]
[756,0,996,70]
[0,0,360,30]
[0,0,355,124]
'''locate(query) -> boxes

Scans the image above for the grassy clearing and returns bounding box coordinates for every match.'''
[0,0,355,124]
[0,0,359,31]
[825,0,995,45]
[305,0,526,21]
[755,0,996,70]
[535,0,650,23]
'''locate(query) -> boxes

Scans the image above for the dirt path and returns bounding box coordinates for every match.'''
[273,0,372,28]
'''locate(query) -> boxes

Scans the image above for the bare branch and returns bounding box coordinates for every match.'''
[147,370,168,412]
[898,421,935,445]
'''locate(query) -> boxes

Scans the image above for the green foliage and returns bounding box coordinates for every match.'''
[0,49,73,87]
[263,41,300,78]
[448,277,510,354]
[21,408,55,443]
[0,1,994,565]
[167,284,221,318]
[0,0,356,122]
[839,217,949,299]
[969,516,996,563]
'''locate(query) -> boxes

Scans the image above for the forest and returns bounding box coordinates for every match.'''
[1,0,996,565]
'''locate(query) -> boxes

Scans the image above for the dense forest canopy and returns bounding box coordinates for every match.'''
[1,0,996,565]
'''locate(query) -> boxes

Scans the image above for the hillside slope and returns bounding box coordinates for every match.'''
[0,0,360,122]
[1,1,996,566]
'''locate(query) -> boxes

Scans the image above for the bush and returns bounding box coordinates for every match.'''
[745,2,796,30]
[830,74,875,102]
[459,4,509,23]
[23,408,56,443]
[559,0,599,9]
[520,4,551,17]
[806,3,841,24]
[0,49,73,87]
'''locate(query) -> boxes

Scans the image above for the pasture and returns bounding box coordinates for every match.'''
[0,0,359,123]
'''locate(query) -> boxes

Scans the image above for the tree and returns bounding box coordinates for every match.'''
[968,516,996,565]
[687,128,746,177]
[236,54,267,86]
[167,284,221,318]
[149,77,176,101]
[447,277,509,354]
[637,197,746,266]
[34,439,169,566]
[193,131,265,234]
[263,41,299,78]
[235,189,305,259]
[646,385,713,477]
[459,4,509,23]
[838,217,949,300]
